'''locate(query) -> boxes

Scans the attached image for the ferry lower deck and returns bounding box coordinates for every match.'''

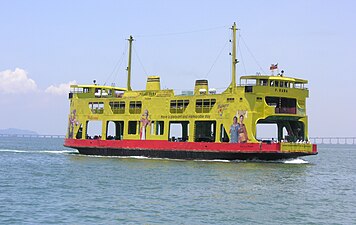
[64,139,317,160]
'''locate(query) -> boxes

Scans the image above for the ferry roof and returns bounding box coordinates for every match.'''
[240,75,308,84]
[70,84,128,91]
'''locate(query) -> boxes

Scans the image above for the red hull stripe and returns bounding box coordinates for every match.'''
[64,139,315,154]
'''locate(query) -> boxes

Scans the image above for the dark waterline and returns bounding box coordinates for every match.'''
[0,137,355,224]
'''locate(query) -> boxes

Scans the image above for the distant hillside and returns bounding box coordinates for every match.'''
[0,128,38,135]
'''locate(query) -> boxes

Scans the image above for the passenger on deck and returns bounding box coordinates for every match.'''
[229,116,239,143]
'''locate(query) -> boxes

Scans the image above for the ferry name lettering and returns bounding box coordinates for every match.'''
[160,115,210,119]
[274,88,288,93]
[217,104,229,109]
[88,115,99,120]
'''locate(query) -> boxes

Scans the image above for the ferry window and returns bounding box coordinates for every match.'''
[227,98,234,102]
[156,121,164,135]
[83,87,90,93]
[274,81,279,87]
[266,97,296,114]
[89,102,104,114]
[196,99,202,108]
[259,79,268,86]
[195,99,216,113]
[295,83,304,89]
[245,86,253,92]
[70,87,84,93]
[94,88,102,97]
[194,121,216,142]
[270,80,274,86]
[128,121,138,134]
[115,90,124,98]
[101,89,108,97]
[241,79,256,86]
[170,100,189,113]
[129,101,142,114]
[109,101,125,114]
[280,82,284,87]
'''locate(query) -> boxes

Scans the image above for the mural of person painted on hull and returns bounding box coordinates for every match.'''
[140,109,151,140]
[68,109,79,138]
[229,116,239,143]
[238,114,249,143]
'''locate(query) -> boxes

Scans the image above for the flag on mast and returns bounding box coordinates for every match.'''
[270,63,278,70]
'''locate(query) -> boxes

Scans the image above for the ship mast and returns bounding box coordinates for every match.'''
[231,22,238,92]
[126,35,134,91]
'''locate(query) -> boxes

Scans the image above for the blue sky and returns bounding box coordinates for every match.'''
[0,0,355,136]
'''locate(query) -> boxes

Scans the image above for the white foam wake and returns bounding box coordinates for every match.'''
[194,159,231,163]
[283,158,309,164]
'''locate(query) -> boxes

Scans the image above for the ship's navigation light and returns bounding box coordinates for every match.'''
[209,88,217,94]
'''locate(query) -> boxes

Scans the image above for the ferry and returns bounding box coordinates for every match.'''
[64,23,317,160]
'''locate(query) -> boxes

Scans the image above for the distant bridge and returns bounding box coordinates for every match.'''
[309,137,356,145]
[0,134,65,138]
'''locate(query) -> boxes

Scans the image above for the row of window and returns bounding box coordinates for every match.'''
[89,102,104,114]
[88,99,218,114]
[195,99,216,113]
[170,100,189,113]
[257,79,305,89]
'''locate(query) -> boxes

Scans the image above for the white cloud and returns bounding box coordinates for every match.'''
[45,80,77,95]
[0,68,37,93]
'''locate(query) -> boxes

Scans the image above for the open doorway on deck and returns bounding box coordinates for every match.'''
[256,124,278,143]
[86,121,102,139]
[220,124,229,142]
[194,121,216,142]
[256,119,305,143]
[150,121,165,136]
[169,121,189,142]
[106,121,124,140]
[76,124,83,139]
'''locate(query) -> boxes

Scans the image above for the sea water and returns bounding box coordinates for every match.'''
[0,137,355,224]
